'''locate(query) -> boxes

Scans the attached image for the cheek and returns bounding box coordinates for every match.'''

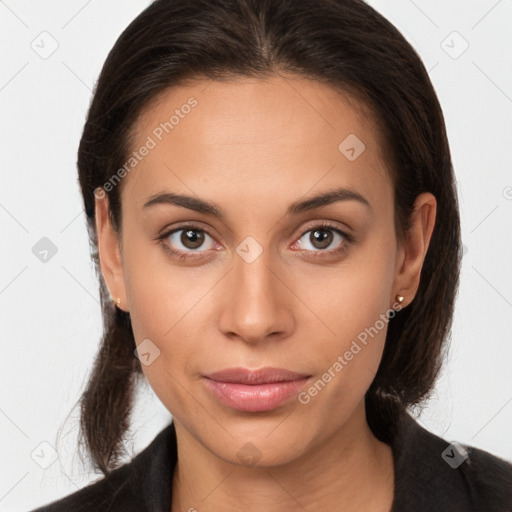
[121,224,194,338]
[296,235,396,349]
[296,235,397,401]
[121,233,219,403]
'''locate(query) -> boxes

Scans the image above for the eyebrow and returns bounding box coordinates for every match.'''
[143,186,371,218]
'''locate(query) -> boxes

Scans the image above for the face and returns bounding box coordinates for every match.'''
[96,74,433,467]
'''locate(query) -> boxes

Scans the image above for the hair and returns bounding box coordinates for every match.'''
[75,0,461,475]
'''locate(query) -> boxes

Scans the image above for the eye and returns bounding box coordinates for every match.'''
[158,224,218,259]
[293,222,352,255]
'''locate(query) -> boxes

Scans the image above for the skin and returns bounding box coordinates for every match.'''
[95,73,436,512]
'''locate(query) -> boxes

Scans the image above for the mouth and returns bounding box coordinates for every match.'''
[201,367,312,412]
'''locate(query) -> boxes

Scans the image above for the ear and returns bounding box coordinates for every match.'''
[392,192,436,307]
[95,192,128,312]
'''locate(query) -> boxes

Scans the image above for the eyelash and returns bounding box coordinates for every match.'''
[157,222,354,261]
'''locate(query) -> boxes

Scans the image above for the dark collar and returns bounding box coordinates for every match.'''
[127,411,512,512]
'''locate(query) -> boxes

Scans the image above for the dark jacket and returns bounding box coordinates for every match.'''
[30,411,512,511]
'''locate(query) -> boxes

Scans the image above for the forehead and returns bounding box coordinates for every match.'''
[121,74,392,212]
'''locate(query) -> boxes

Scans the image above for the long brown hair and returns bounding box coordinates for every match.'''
[75,0,461,475]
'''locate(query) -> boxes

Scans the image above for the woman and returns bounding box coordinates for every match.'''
[30,0,512,511]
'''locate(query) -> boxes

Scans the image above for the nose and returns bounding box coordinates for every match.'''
[218,245,295,345]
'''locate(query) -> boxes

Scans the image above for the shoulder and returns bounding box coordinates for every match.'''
[460,442,512,511]
[28,423,176,512]
[28,464,137,512]
[391,411,512,512]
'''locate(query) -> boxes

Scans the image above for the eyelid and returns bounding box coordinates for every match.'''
[296,220,354,240]
[156,220,214,238]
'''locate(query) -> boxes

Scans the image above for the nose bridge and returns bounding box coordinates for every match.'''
[235,236,274,300]
[219,236,291,343]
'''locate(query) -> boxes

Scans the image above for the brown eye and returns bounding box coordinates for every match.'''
[180,229,205,249]
[162,226,216,253]
[309,228,334,249]
[297,225,347,253]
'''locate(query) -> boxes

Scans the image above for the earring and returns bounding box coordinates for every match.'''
[395,295,404,306]
[111,296,121,307]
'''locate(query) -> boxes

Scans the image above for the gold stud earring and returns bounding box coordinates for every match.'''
[396,295,404,305]
[111,296,121,307]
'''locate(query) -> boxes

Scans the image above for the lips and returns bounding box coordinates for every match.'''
[204,367,310,384]
[202,367,312,412]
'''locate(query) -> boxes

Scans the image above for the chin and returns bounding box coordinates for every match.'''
[199,416,315,468]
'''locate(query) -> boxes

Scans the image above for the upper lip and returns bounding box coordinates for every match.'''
[203,367,311,385]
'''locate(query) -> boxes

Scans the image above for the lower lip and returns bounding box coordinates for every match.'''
[202,377,311,412]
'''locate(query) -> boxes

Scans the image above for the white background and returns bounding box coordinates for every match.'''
[1,0,511,510]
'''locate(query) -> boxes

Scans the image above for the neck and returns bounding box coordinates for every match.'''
[171,403,395,512]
